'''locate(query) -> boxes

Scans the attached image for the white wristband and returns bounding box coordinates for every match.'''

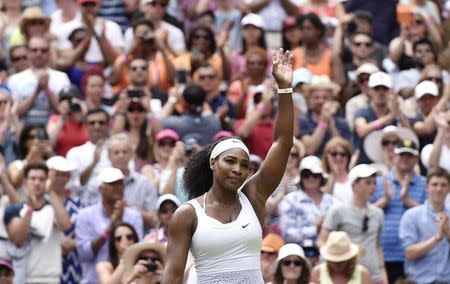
[278,88,293,94]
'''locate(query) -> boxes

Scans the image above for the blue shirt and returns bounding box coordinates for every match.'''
[371,171,427,262]
[399,201,450,284]
[75,202,143,284]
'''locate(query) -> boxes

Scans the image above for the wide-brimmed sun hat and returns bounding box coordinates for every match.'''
[320,231,359,262]
[363,126,419,163]
[20,6,51,34]
[304,75,341,95]
[123,241,166,273]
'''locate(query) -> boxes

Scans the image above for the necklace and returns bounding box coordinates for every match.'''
[205,190,238,209]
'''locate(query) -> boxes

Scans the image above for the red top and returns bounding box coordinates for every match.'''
[51,115,89,156]
[234,119,274,159]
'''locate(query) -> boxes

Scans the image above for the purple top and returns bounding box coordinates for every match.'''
[75,202,143,284]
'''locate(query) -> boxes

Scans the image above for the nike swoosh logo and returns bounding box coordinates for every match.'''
[242,223,250,228]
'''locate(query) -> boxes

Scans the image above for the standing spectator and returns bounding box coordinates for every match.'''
[298,75,350,157]
[66,108,111,206]
[7,36,71,125]
[318,164,386,284]
[75,167,143,284]
[260,233,285,283]
[0,87,21,166]
[399,167,450,283]
[4,163,71,284]
[278,156,336,246]
[46,156,83,284]
[421,111,450,173]
[107,133,159,229]
[50,0,83,51]
[372,139,427,284]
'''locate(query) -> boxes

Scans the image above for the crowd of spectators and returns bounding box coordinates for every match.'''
[0,0,449,283]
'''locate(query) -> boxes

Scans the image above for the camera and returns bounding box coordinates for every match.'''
[140,36,155,46]
[127,89,145,99]
[144,263,158,272]
[176,69,188,84]
[37,128,47,141]
[59,85,82,112]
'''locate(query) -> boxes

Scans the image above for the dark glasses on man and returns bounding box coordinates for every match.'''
[11,55,27,62]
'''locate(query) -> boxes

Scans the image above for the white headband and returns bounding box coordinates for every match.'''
[210,139,250,162]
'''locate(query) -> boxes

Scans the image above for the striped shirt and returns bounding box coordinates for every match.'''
[98,0,129,32]
[124,171,159,212]
[371,171,427,262]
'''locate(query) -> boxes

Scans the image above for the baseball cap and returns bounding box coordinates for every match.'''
[355,63,379,77]
[213,130,233,142]
[414,80,439,99]
[241,13,264,29]
[98,168,125,184]
[261,233,285,253]
[249,154,263,166]
[282,16,297,30]
[299,156,325,175]
[0,258,13,272]
[394,139,419,156]
[277,243,309,264]
[156,194,181,211]
[368,71,392,89]
[46,156,75,172]
[348,164,378,184]
[292,68,312,87]
[156,129,180,142]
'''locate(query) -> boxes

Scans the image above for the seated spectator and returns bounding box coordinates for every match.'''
[311,231,372,284]
[364,126,419,174]
[271,243,311,284]
[298,75,350,157]
[144,194,181,244]
[0,1,21,49]
[372,139,427,283]
[4,163,71,283]
[421,111,450,173]
[322,137,354,203]
[81,67,111,111]
[46,156,83,284]
[278,156,336,246]
[75,167,143,284]
[354,71,411,164]
[96,222,139,284]
[161,83,221,146]
[7,36,71,126]
[399,167,450,283]
[260,233,285,283]
[281,16,303,52]
[292,68,312,123]
[123,241,166,284]
[8,124,54,189]
[0,258,14,284]
[319,164,385,283]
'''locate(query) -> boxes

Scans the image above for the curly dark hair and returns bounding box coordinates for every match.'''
[183,137,247,199]
[17,124,48,160]
[108,222,139,269]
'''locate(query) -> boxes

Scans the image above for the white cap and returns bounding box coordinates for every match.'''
[156,194,181,210]
[98,167,125,184]
[299,156,324,175]
[277,243,308,263]
[46,156,75,172]
[241,13,264,29]
[415,80,439,99]
[292,68,312,87]
[368,71,392,89]
[348,164,378,184]
[355,63,379,77]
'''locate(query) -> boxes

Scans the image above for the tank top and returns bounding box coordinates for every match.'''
[319,263,363,284]
[186,190,263,284]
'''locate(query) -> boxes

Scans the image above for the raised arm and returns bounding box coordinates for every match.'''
[248,49,294,201]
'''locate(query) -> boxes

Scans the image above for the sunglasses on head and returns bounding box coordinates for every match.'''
[114,234,135,242]
[282,259,303,267]
[362,214,369,233]
[353,41,373,48]
[381,139,400,147]
[329,151,348,158]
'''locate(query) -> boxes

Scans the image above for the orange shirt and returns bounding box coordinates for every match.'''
[172,53,223,80]
[292,47,333,78]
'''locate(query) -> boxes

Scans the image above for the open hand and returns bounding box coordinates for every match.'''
[272,49,293,88]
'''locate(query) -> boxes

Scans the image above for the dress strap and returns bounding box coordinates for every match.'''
[203,192,207,213]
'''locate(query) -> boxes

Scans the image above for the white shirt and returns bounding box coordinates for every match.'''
[420,143,450,173]
[50,9,83,50]
[85,18,125,63]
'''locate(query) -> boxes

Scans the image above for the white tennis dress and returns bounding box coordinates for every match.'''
[186,189,264,284]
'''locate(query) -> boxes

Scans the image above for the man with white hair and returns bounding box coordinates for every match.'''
[107,133,159,228]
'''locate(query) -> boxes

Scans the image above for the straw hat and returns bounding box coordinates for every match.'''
[123,241,166,273]
[320,231,359,262]
[20,6,51,34]
[305,75,341,95]
[363,126,419,163]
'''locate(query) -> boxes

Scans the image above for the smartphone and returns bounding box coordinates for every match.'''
[176,69,188,84]
[396,3,414,25]
[37,128,47,141]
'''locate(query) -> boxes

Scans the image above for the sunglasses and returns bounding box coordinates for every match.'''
[158,140,176,147]
[381,139,400,147]
[414,19,424,25]
[198,74,216,80]
[426,77,443,84]
[30,48,49,53]
[81,2,97,7]
[362,215,369,233]
[193,34,209,40]
[114,234,135,242]
[138,256,161,263]
[28,20,46,25]
[131,66,148,72]
[353,41,373,47]
[301,171,322,179]
[357,75,370,84]
[282,260,303,267]
[159,206,177,214]
[128,107,145,113]
[329,151,348,158]
[261,251,276,256]
[87,120,107,126]
[373,85,389,92]
[11,55,27,62]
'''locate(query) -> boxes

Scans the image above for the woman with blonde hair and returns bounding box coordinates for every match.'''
[310,231,372,284]
[321,137,354,203]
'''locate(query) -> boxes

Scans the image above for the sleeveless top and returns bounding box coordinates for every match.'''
[292,47,333,78]
[319,263,363,284]
[186,190,264,284]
